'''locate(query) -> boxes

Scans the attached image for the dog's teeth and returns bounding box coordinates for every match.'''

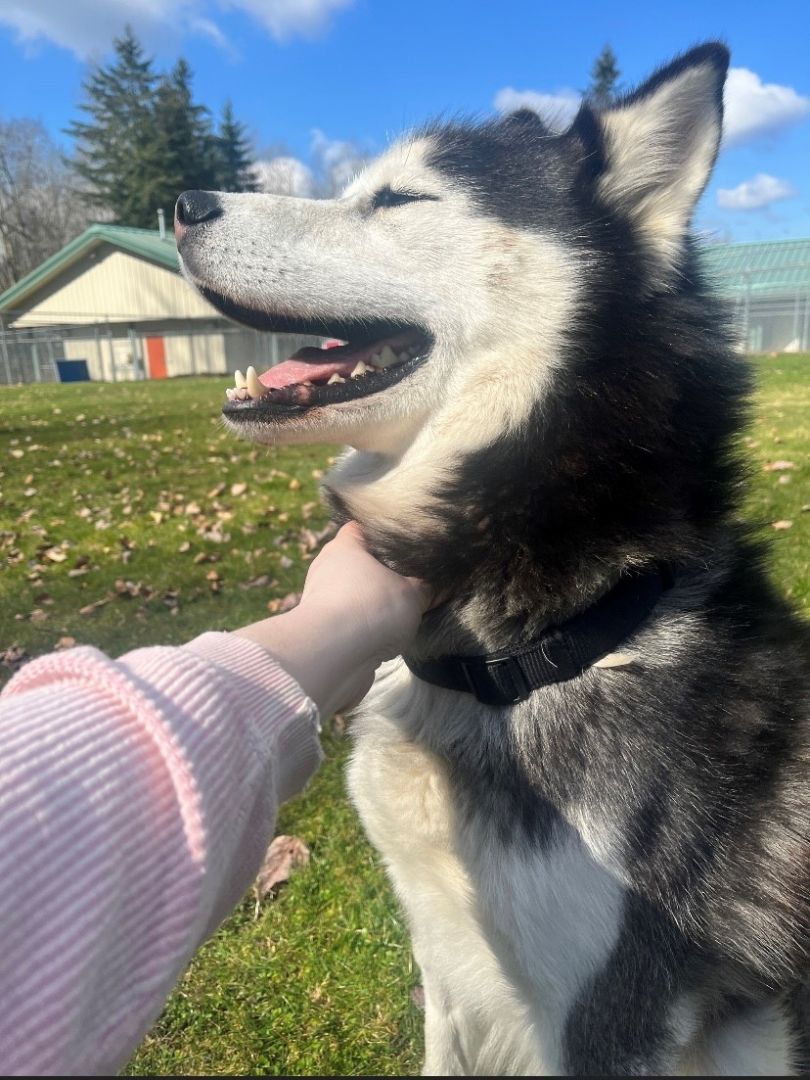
[225,388,236,401]
[235,387,250,400]
[246,366,263,399]
[368,352,382,368]
[327,373,346,384]
[375,345,398,369]
[234,369,246,390]
[398,350,410,363]
[350,361,371,378]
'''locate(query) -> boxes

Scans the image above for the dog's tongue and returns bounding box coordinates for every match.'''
[258,346,354,390]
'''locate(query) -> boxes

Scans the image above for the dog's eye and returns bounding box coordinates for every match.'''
[371,186,438,210]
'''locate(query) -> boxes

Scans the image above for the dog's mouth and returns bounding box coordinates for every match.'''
[221,323,432,420]
[196,287,433,420]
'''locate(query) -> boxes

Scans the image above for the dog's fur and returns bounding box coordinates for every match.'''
[177,43,809,1074]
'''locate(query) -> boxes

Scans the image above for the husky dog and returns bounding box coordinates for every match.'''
[176,43,809,1075]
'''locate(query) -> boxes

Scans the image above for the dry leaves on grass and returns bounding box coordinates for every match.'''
[772,520,793,530]
[1,644,29,669]
[79,598,110,616]
[253,834,310,918]
[762,460,795,472]
[267,591,301,614]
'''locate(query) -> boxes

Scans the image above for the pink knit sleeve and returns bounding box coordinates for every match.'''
[0,632,321,1076]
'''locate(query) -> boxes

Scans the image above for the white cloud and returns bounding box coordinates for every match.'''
[223,0,354,42]
[493,86,581,130]
[310,128,367,192]
[492,66,810,149]
[716,173,797,211]
[252,155,315,197]
[723,68,810,146]
[0,0,355,58]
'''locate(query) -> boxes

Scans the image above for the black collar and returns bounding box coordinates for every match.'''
[404,567,674,706]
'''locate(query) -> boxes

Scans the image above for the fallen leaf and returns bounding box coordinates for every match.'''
[79,598,110,616]
[29,609,48,623]
[207,482,226,499]
[279,555,293,570]
[0,645,28,669]
[184,501,202,516]
[55,636,76,650]
[240,573,271,590]
[44,547,67,563]
[288,477,301,491]
[230,481,248,497]
[10,448,24,458]
[253,835,310,916]
[763,460,795,472]
[178,540,191,553]
[267,591,301,614]
[772,520,793,530]
[193,551,219,565]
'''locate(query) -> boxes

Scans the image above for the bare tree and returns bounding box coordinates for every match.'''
[0,118,93,292]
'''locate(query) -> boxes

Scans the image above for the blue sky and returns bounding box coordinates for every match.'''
[1,0,808,243]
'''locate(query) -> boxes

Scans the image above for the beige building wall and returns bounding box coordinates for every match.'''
[12,245,218,328]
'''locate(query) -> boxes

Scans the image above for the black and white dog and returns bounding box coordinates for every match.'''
[176,43,809,1074]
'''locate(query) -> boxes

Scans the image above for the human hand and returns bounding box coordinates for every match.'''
[233,522,432,717]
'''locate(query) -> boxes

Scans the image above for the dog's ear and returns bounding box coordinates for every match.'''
[572,43,729,270]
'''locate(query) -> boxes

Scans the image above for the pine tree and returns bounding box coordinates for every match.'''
[66,28,258,226]
[214,101,257,192]
[588,45,621,107]
[66,26,162,226]
[152,58,219,206]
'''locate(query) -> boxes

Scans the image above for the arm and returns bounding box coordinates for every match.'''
[0,523,430,1075]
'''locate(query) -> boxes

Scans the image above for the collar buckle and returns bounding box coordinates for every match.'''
[459,655,531,706]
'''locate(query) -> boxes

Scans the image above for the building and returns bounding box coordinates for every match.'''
[0,223,318,383]
[701,237,810,354]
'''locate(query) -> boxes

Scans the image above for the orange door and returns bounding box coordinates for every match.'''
[146,337,167,379]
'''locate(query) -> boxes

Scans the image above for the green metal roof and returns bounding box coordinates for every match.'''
[0,224,179,317]
[700,237,810,299]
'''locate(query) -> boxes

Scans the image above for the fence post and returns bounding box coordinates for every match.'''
[94,326,104,381]
[106,323,117,382]
[0,317,12,386]
[47,336,57,382]
[31,340,41,384]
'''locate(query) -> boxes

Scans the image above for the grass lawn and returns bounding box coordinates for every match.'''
[1,356,808,1075]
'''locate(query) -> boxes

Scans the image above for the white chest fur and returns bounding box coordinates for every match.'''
[347,659,627,1076]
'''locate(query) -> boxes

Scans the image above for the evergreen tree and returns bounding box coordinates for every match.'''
[588,45,621,107]
[214,101,257,192]
[152,58,219,205]
[66,26,162,227]
[66,28,258,226]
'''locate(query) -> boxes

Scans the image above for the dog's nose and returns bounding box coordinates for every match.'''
[174,191,222,237]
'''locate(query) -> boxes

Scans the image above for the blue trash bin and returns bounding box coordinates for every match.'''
[55,360,90,383]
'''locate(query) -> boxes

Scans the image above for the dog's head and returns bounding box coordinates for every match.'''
[177,44,728,458]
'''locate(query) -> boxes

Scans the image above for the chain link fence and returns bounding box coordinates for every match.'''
[0,320,322,385]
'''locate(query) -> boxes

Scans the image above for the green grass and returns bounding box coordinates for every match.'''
[0,358,807,1075]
